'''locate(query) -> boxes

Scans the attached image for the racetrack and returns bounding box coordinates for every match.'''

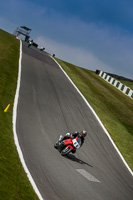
[16,41,133,200]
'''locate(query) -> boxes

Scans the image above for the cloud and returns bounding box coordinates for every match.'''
[35,35,114,73]
[34,13,133,79]
[0,0,133,79]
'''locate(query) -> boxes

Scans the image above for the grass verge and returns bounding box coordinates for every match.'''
[55,58,133,171]
[0,29,39,199]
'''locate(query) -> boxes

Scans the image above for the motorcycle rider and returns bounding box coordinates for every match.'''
[28,39,33,47]
[56,130,87,153]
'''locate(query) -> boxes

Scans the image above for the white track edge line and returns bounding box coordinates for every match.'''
[51,56,133,176]
[12,40,44,200]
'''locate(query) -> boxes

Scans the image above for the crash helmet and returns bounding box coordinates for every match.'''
[80,130,87,138]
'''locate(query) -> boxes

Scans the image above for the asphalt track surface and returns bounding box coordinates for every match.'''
[16,42,133,200]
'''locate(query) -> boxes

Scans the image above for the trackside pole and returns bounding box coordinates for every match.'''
[4,104,10,112]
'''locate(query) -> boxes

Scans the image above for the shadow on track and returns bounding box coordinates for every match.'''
[65,154,93,167]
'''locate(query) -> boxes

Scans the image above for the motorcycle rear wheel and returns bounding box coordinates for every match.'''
[61,146,72,156]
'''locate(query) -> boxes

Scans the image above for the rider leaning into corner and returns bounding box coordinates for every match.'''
[56,130,87,154]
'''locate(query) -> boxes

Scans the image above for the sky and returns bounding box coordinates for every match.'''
[0,0,133,79]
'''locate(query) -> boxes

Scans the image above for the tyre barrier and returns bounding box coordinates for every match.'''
[98,71,133,99]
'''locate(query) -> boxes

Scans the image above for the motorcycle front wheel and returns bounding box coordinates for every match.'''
[61,146,72,156]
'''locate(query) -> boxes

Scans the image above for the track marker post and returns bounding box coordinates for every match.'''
[4,104,10,112]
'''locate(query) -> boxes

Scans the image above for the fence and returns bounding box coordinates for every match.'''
[98,71,133,99]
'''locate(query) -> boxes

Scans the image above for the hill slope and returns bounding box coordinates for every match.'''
[55,58,133,171]
[0,28,132,199]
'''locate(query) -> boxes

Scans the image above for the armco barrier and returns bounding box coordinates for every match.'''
[98,71,133,99]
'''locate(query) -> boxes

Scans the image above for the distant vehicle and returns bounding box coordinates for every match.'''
[40,47,45,51]
[28,39,33,47]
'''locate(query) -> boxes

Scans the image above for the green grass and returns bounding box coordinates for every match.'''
[55,58,133,171]
[0,29,39,200]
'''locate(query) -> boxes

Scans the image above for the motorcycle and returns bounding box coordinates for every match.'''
[54,136,81,156]
[28,40,33,47]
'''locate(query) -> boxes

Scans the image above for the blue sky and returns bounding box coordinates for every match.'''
[0,0,133,79]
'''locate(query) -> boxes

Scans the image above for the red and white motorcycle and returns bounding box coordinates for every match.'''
[54,136,81,156]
